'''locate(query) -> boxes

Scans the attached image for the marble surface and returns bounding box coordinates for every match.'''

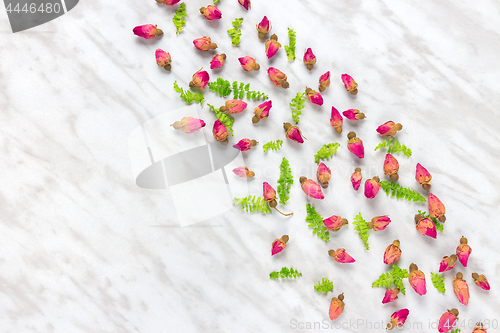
[1,0,500,332]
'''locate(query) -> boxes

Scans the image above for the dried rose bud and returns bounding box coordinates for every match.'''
[330,106,343,134]
[233,138,258,151]
[439,255,458,273]
[232,166,255,178]
[384,240,402,265]
[220,99,248,114]
[329,293,345,320]
[472,273,490,291]
[387,309,409,330]
[199,5,222,21]
[368,215,391,231]
[303,48,316,70]
[133,24,163,39]
[316,163,331,188]
[238,56,260,71]
[452,272,470,306]
[328,249,355,263]
[456,236,471,267]
[382,288,400,304]
[156,0,181,5]
[299,176,324,199]
[438,309,459,333]
[351,167,362,191]
[252,101,272,123]
[265,34,281,59]
[364,176,380,199]
[415,215,437,238]
[323,215,348,232]
[263,182,293,216]
[376,121,403,137]
[383,154,400,182]
[341,73,358,95]
[408,263,427,295]
[319,71,331,92]
[342,109,366,121]
[193,36,218,51]
[256,16,271,39]
[429,193,446,222]
[210,53,226,69]
[271,235,288,255]
[267,67,289,88]
[189,69,210,89]
[155,49,172,71]
[473,323,488,333]
[170,117,206,134]
[305,87,323,106]
[347,131,364,159]
[415,163,432,191]
[238,0,250,10]
[284,122,306,143]
[212,119,228,145]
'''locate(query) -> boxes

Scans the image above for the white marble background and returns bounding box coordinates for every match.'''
[0,0,500,332]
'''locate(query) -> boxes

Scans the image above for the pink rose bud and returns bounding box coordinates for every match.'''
[439,255,458,273]
[233,138,258,151]
[189,69,210,89]
[368,215,391,231]
[232,166,255,178]
[199,5,222,21]
[253,101,272,123]
[342,109,366,121]
[408,263,427,295]
[387,309,409,330]
[329,294,345,320]
[383,154,400,182]
[438,309,459,333]
[299,176,324,199]
[256,16,272,39]
[220,99,248,114]
[155,49,172,71]
[263,182,293,216]
[456,236,471,267]
[328,249,355,263]
[415,163,432,191]
[323,215,348,232]
[238,56,260,71]
[316,163,331,188]
[347,131,364,159]
[382,288,400,304]
[193,36,218,51]
[376,121,403,137]
[429,193,446,222]
[364,176,380,199]
[284,122,306,143]
[267,67,289,88]
[415,215,437,238]
[351,167,362,191]
[384,240,402,265]
[472,273,490,291]
[271,235,288,255]
[210,53,226,69]
[155,0,180,5]
[133,24,163,39]
[319,71,331,92]
[452,272,470,306]
[330,106,343,134]
[305,87,323,106]
[212,119,228,144]
[170,117,206,134]
[341,73,358,95]
[473,323,488,333]
[265,34,281,59]
[303,48,317,70]
[238,0,251,10]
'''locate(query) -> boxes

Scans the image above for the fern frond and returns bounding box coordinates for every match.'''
[263,140,283,153]
[379,181,426,203]
[173,81,204,104]
[314,277,334,294]
[208,77,232,97]
[277,157,293,205]
[305,204,330,243]
[290,92,306,123]
[372,264,409,295]
[431,272,446,293]
[284,28,296,61]
[173,3,187,35]
[417,210,444,232]
[450,329,461,333]
[233,196,271,214]
[270,267,302,279]
[207,103,234,136]
[353,212,370,250]
[208,78,268,100]
[227,18,243,46]
[374,138,412,157]
[371,272,393,289]
[314,143,340,163]
[213,0,220,4]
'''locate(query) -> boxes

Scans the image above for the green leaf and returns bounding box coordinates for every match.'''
[374,138,412,157]
[290,92,306,123]
[305,204,330,243]
[450,329,461,333]
[379,181,426,203]
[277,157,293,205]
[173,81,204,105]
[314,277,333,294]
[372,264,409,295]
[233,196,271,214]
[227,18,243,46]
[353,212,370,250]
[263,140,283,153]
[371,272,393,289]
[208,78,268,100]
[270,267,302,279]
[213,0,220,4]
[417,210,444,232]
[284,28,296,61]
[314,143,340,163]
[207,104,234,136]
[431,272,446,293]
[172,3,187,35]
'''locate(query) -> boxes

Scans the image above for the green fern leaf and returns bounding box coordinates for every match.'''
[379,181,426,202]
[431,272,446,293]
[233,196,271,214]
[372,264,409,295]
[270,267,302,279]
[374,138,412,157]
[314,143,340,163]
[305,204,330,243]
[227,18,243,46]
[284,28,296,61]
[263,140,283,153]
[277,157,293,205]
[314,277,334,294]
[290,92,306,123]
[173,81,204,104]
[172,3,187,35]
[353,212,370,250]
[208,78,268,100]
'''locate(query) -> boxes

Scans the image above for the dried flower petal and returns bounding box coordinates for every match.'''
[347,132,364,159]
[303,48,316,70]
[369,215,391,231]
[415,163,432,191]
[256,16,271,39]
[341,74,358,95]
[452,272,470,306]
[156,0,181,5]
[238,0,251,10]
[408,263,427,295]
[415,217,437,238]
[271,235,288,255]
[233,138,257,151]
[263,182,277,202]
[384,154,400,181]
[253,101,272,123]
[319,71,331,92]
[473,323,488,333]
[170,117,206,134]
[238,56,260,71]
[351,168,362,191]
[438,309,459,333]
[330,106,343,134]
[283,122,305,143]
[439,255,458,273]
[300,177,324,199]
[210,53,226,69]
[387,309,409,330]
[342,109,365,121]
[329,294,345,320]
[456,236,471,267]
[317,163,331,188]
[376,121,403,137]
[193,36,218,51]
[212,119,228,144]
[384,240,401,265]
[189,69,210,89]
[265,34,281,59]
[305,87,323,106]
[323,215,348,232]
[221,99,248,114]
[155,49,172,70]
[382,288,399,304]
[133,24,163,39]
[364,176,380,199]
[429,193,446,222]
[267,67,289,88]
[232,166,255,178]
[472,273,490,291]
[200,5,222,21]
[328,249,355,263]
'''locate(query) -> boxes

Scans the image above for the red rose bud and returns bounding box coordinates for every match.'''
[383,154,400,181]
[238,0,251,10]
[456,236,471,267]
[303,48,316,70]
[415,163,432,191]
[439,254,458,273]
[189,69,210,89]
[300,176,324,199]
[284,122,306,143]
[384,240,402,265]
[319,71,331,92]
[472,273,490,291]
[212,119,228,145]
[452,272,470,306]
[305,87,323,106]
[156,0,180,5]
[429,193,446,222]
[133,24,163,39]
[323,215,348,232]
[210,53,226,69]
[268,67,289,88]
[155,49,172,71]
[232,167,255,178]
[253,101,272,123]
[330,106,343,134]
[382,288,400,304]
[368,215,391,231]
[263,182,293,216]
[328,249,355,263]
[364,176,380,199]
[170,117,206,134]
[342,109,366,121]
[256,16,271,39]
[316,163,331,188]
[220,99,247,114]
[329,293,345,320]
[473,323,488,333]
[438,309,459,333]
[347,131,364,159]
[376,121,403,137]
[193,36,218,51]
[387,309,409,330]
[341,73,358,95]
[271,235,288,255]
[199,5,222,21]
[408,263,427,295]
[265,34,281,59]
[415,215,437,238]
[351,167,362,191]
[238,56,260,71]
[233,139,258,151]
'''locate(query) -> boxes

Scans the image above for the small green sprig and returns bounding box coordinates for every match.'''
[284,28,296,61]
[372,264,409,295]
[227,18,243,46]
[314,143,340,163]
[431,272,446,293]
[450,329,461,333]
[305,204,330,243]
[207,104,234,136]
[290,92,306,123]
[374,138,412,157]
[173,3,187,35]
[314,277,333,294]
[263,140,283,153]
[270,267,302,279]
[233,196,271,214]
[353,212,370,250]
[418,210,444,232]
[379,181,426,203]
[213,0,220,4]
[208,78,268,100]
[173,81,204,104]
[277,157,293,205]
